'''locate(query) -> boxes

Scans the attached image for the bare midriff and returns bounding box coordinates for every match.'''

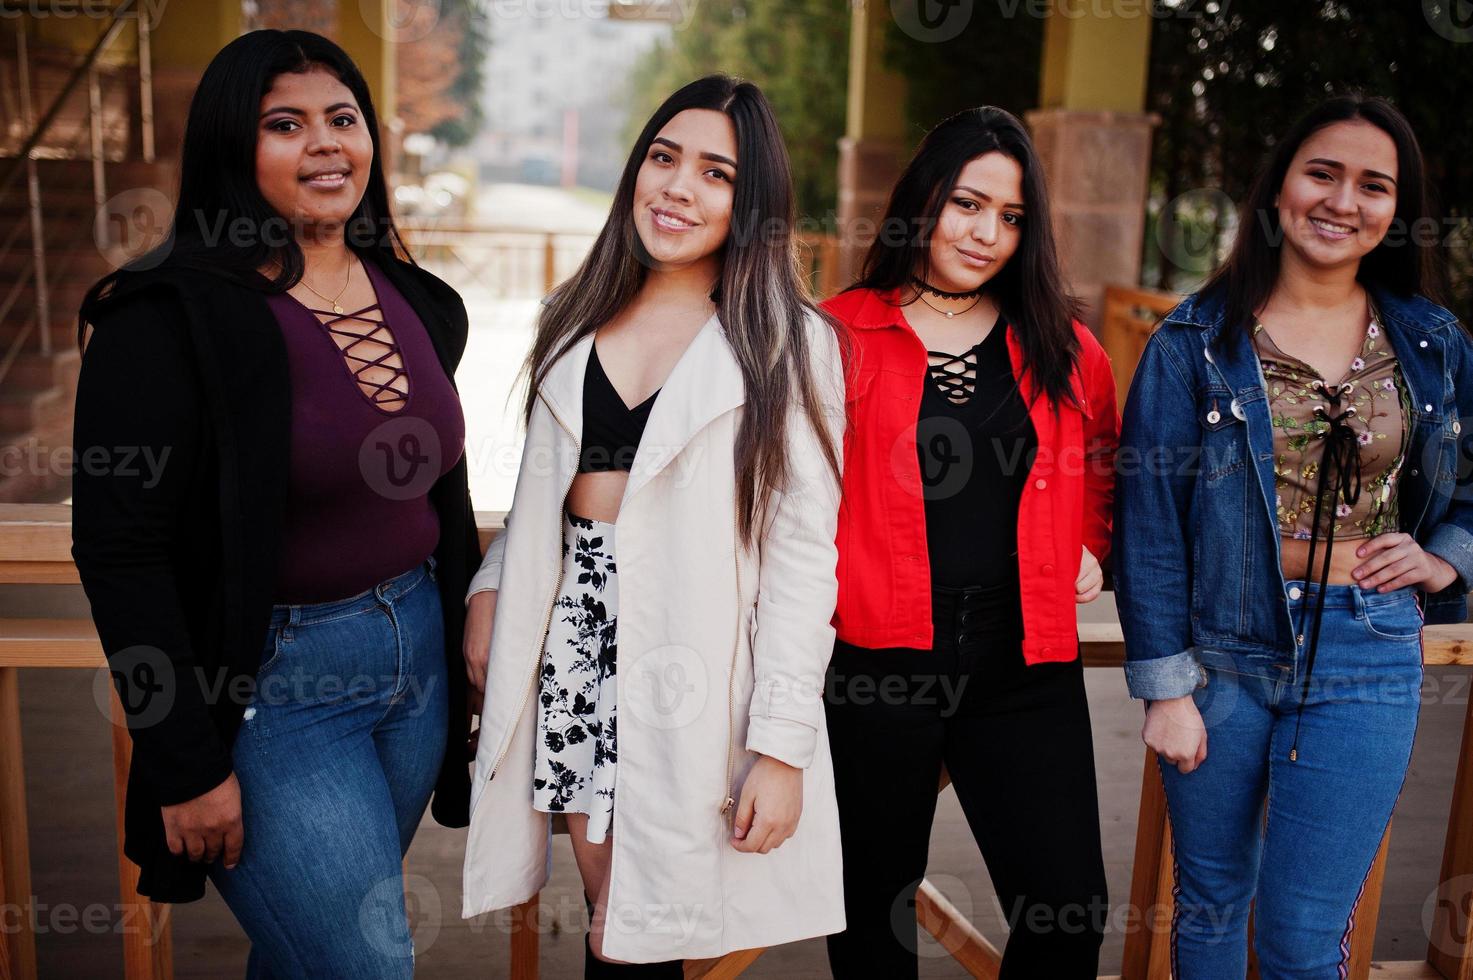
[1279,535,1363,585]
[566,471,628,524]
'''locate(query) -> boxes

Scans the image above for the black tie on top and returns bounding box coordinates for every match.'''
[578,342,660,473]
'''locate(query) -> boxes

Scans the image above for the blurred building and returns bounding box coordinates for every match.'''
[472,9,668,190]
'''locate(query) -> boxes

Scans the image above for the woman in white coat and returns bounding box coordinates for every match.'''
[460,75,848,973]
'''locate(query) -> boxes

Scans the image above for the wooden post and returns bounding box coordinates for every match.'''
[1429,693,1473,979]
[0,838,10,980]
[509,895,539,980]
[1344,825,1393,979]
[109,696,172,980]
[0,667,36,980]
[1122,747,1170,978]
[542,236,557,296]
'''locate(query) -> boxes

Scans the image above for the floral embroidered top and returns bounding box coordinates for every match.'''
[1254,310,1410,541]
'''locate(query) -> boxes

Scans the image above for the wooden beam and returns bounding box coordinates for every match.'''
[914,879,1002,978]
[3,616,1473,672]
[0,620,102,668]
[1346,824,1394,979]
[110,695,172,980]
[1121,747,1171,979]
[1429,692,1473,979]
[0,668,36,980]
[509,896,539,980]
[684,948,765,979]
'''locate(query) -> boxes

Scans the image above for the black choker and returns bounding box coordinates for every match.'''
[911,276,983,301]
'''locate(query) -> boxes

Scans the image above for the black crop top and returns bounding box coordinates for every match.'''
[578,341,659,473]
[915,319,1037,588]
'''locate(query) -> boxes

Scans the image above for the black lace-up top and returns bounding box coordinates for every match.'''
[266,258,465,603]
[579,341,660,473]
[915,319,1037,587]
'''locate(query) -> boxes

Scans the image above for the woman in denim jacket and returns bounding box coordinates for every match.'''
[1115,95,1473,977]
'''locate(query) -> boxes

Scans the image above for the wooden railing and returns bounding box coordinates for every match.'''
[394,222,845,306]
[1100,285,1180,410]
[4,503,1473,979]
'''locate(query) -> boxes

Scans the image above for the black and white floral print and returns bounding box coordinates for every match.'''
[532,511,619,843]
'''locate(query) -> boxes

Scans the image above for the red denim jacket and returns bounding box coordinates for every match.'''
[822,287,1119,664]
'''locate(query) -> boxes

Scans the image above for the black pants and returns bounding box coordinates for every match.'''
[823,582,1107,979]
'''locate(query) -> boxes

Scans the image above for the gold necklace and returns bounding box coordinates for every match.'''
[916,290,981,320]
[298,258,354,315]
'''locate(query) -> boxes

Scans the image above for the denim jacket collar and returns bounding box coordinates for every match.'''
[1164,281,1457,336]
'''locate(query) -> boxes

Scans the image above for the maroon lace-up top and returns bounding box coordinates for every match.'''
[266,257,465,603]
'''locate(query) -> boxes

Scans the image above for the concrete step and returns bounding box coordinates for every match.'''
[0,464,70,504]
[0,416,73,503]
[4,280,100,323]
[7,348,80,390]
[0,384,70,432]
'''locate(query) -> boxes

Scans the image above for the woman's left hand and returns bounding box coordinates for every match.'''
[731,755,803,854]
[1353,532,1459,593]
[1076,545,1103,604]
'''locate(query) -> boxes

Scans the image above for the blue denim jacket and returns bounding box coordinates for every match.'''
[1114,284,1473,701]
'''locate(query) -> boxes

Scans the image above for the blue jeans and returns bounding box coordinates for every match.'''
[1159,581,1423,978]
[206,557,448,979]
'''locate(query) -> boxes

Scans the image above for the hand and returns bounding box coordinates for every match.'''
[1076,545,1103,604]
[464,590,497,705]
[1353,533,1459,593]
[1142,695,1207,774]
[464,590,497,755]
[162,772,243,868]
[731,755,803,854]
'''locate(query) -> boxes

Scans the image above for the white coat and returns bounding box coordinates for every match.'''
[461,309,847,962]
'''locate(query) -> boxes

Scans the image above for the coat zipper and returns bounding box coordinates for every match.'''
[484,390,580,786]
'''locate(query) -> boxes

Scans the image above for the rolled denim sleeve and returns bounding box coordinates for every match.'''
[1425,522,1473,594]
[1113,330,1209,701]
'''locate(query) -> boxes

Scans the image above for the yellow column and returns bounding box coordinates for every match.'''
[1038,9,1151,113]
[835,0,910,291]
[338,0,400,180]
[149,0,242,71]
[1027,8,1157,331]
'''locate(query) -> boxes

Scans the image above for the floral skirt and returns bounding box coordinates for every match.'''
[531,510,618,843]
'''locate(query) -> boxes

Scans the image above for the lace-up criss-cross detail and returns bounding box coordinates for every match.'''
[305,302,410,412]
[926,343,982,405]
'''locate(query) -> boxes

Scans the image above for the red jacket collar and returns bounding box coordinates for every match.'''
[824,286,909,330]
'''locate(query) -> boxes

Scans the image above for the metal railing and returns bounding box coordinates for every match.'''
[0,0,154,386]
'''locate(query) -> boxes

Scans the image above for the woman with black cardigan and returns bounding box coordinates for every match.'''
[72,31,478,977]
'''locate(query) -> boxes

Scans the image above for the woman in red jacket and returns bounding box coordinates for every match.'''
[821,106,1118,978]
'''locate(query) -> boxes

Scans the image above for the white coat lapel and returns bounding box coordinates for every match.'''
[621,312,746,506]
[536,332,594,439]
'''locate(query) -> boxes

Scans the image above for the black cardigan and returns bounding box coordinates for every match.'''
[71,251,479,903]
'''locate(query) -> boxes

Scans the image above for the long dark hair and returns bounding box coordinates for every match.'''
[79,29,409,339]
[852,105,1081,408]
[1205,95,1447,339]
[523,74,843,547]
